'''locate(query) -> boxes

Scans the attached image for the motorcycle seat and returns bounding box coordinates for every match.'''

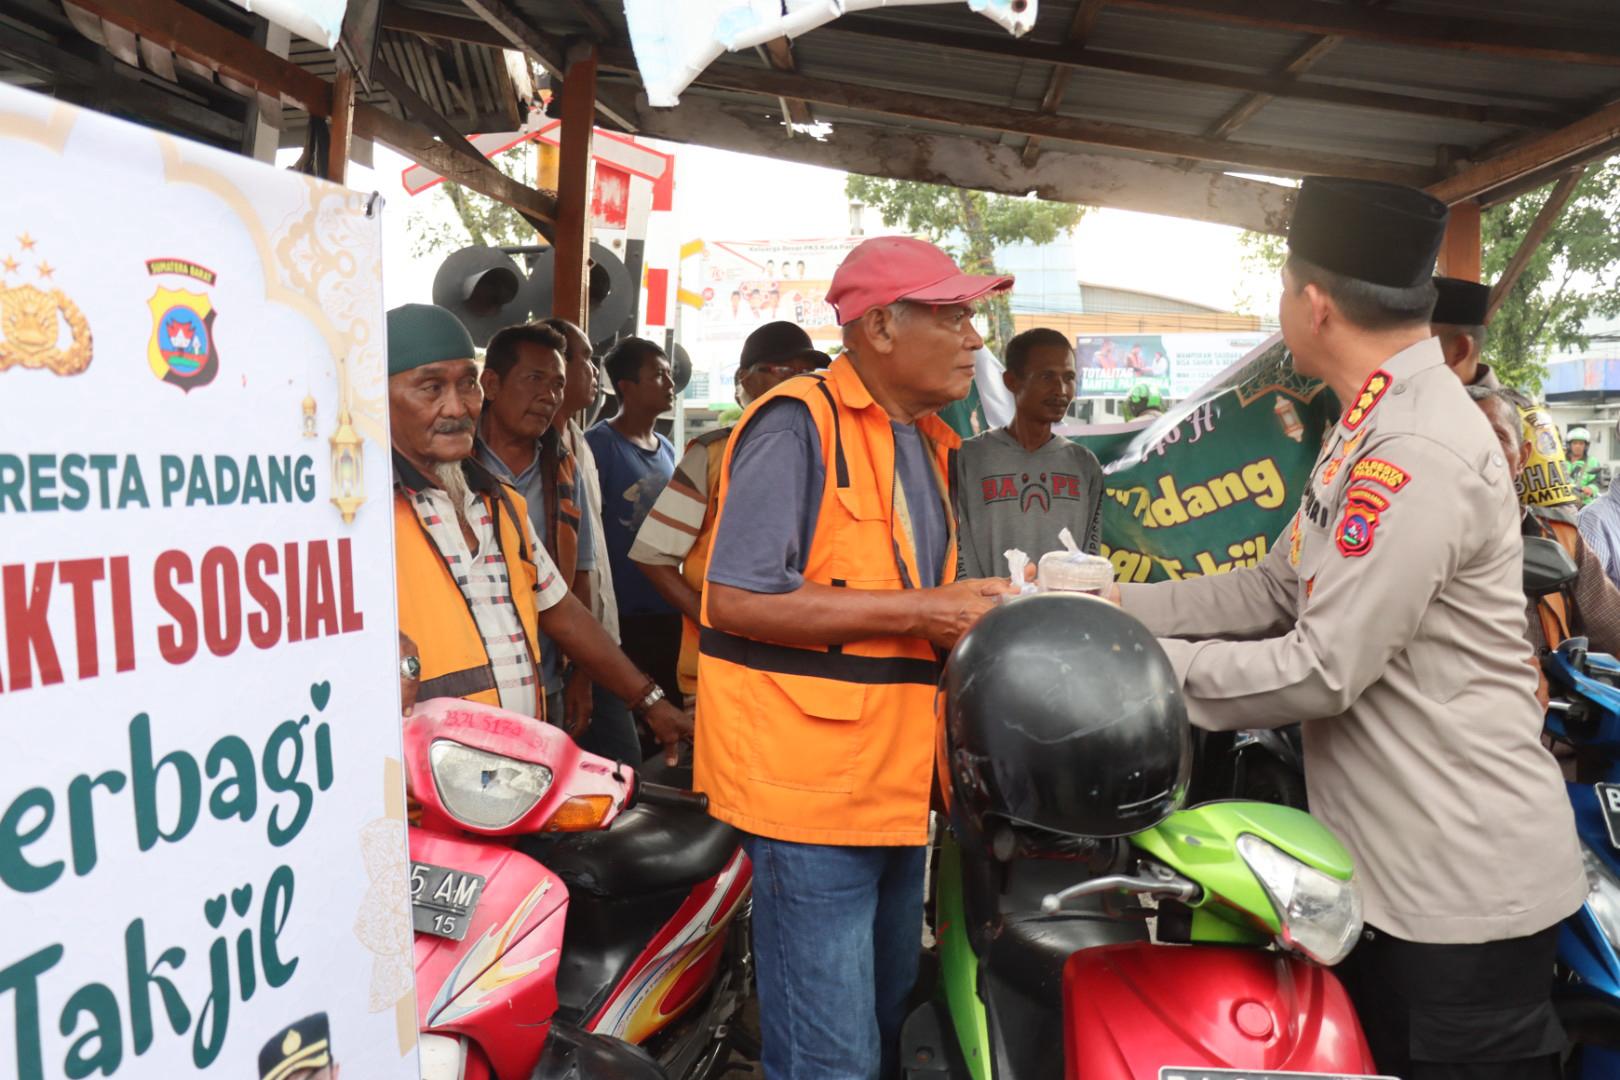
[521,802,740,898]
[987,910,1147,1001]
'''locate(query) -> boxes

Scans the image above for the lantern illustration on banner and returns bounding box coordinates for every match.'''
[1273,394,1304,443]
[302,391,318,437]
[330,405,365,523]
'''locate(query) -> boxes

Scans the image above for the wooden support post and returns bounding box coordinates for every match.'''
[553,43,598,330]
[327,62,355,184]
[1438,201,1481,282]
[1488,168,1585,321]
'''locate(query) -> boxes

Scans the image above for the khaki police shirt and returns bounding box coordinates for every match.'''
[1121,338,1587,945]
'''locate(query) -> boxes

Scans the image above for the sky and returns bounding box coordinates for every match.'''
[307,136,1284,334]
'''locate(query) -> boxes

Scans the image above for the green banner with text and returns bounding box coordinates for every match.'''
[946,337,1333,583]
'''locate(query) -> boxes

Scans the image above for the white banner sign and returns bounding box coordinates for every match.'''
[0,85,416,1079]
[694,236,860,401]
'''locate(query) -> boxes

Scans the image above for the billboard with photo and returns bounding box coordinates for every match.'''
[1077,332,1268,398]
[693,237,860,400]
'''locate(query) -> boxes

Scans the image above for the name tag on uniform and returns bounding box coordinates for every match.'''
[1596,783,1620,849]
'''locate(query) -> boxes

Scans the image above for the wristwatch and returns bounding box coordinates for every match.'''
[629,681,665,716]
[401,655,421,681]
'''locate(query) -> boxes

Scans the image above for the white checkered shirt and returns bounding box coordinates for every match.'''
[408,481,567,717]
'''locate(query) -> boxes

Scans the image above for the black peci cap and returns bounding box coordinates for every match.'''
[738,321,829,370]
[1431,275,1492,325]
[1287,177,1450,289]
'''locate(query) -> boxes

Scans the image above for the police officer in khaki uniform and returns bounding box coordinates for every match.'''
[1116,177,1587,1079]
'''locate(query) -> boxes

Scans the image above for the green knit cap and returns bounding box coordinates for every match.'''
[387,303,476,376]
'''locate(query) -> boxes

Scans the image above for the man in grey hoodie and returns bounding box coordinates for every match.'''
[954,328,1105,578]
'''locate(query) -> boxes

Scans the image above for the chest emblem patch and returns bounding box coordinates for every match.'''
[1320,429,1369,486]
[1336,505,1379,558]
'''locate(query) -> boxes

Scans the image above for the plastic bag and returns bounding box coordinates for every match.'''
[1036,529,1115,595]
[1000,548,1041,603]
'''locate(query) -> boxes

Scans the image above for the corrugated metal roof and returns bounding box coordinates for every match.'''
[4,0,1618,211]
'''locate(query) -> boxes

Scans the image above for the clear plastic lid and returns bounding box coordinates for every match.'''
[1036,550,1115,594]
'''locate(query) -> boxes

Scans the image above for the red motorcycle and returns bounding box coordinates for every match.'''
[404,697,753,1080]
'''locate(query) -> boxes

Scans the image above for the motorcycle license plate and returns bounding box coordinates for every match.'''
[1596,783,1620,849]
[1161,1071,1394,1080]
[410,861,485,941]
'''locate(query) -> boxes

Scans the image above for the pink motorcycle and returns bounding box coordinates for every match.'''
[405,698,754,1079]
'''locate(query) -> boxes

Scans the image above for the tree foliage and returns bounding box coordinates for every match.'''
[1483,161,1620,393]
[408,145,537,259]
[1232,229,1286,317]
[844,175,1085,358]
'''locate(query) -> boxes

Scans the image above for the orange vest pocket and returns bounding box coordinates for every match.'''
[746,669,867,794]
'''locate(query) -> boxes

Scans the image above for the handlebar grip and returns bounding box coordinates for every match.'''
[636,782,709,813]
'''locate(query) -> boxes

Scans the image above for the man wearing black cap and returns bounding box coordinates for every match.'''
[1431,275,1497,388]
[1115,179,1586,1079]
[629,321,828,705]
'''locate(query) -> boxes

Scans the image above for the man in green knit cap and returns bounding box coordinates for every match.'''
[387,303,690,762]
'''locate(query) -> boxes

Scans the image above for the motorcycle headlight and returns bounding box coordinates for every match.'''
[1236,833,1363,966]
[429,739,553,829]
[1582,841,1620,948]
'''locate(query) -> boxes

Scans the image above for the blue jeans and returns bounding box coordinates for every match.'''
[544,683,643,767]
[742,836,926,1080]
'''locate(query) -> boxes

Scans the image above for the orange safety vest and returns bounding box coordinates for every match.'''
[394,460,545,717]
[694,356,959,846]
[674,428,732,698]
[1532,515,1580,650]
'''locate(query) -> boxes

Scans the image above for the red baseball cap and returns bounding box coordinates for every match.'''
[826,236,1014,324]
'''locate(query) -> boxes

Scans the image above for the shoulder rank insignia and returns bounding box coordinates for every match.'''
[1348,458,1410,492]
[1336,503,1379,558]
[1342,370,1392,430]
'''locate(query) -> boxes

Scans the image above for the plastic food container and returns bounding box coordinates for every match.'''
[1036,551,1115,595]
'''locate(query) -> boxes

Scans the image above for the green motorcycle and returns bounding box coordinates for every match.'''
[903,593,1383,1080]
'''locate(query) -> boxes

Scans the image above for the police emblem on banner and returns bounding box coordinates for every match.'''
[147,286,219,392]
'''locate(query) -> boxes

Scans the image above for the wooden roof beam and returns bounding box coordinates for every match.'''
[381,4,509,49]
[1205,34,1343,143]
[830,19,1560,129]
[1487,167,1585,321]
[354,102,558,222]
[1023,0,1108,167]
[0,22,243,143]
[624,51,1433,184]
[629,95,1299,234]
[559,0,613,43]
[759,37,814,129]
[457,0,637,131]
[63,0,558,225]
[1429,99,1620,204]
[68,0,331,115]
[1110,0,1620,67]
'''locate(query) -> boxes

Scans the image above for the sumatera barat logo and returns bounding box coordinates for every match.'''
[0,231,93,376]
[147,258,219,392]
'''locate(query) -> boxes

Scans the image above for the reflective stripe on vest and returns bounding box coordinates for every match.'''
[699,626,940,686]
[692,355,961,845]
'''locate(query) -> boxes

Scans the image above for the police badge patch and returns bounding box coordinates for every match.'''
[1337,504,1379,558]
[147,286,219,392]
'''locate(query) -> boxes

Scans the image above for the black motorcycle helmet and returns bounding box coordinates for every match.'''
[939,593,1190,844]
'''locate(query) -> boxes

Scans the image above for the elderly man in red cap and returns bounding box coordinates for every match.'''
[694,238,1016,1078]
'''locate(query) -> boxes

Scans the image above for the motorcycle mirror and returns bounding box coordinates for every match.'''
[1524,534,1579,597]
